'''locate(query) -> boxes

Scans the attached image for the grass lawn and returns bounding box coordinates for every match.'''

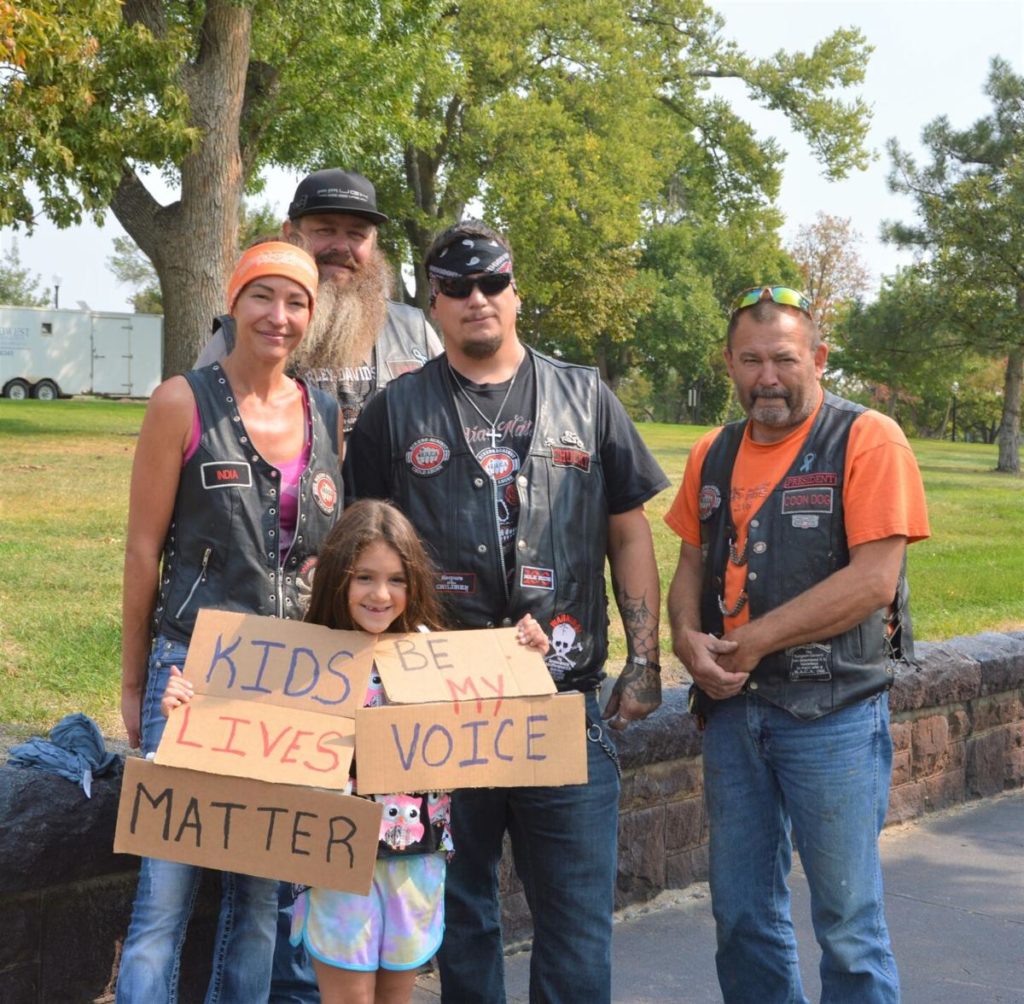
[1,398,1021,740]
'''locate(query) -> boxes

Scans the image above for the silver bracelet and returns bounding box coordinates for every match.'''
[625,655,661,672]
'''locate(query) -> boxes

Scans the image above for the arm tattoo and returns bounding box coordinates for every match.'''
[613,581,659,662]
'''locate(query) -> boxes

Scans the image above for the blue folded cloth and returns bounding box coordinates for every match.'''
[7,712,119,798]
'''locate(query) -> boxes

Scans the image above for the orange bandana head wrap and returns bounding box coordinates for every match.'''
[227,242,318,313]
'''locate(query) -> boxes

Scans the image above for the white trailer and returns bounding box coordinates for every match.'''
[0,305,163,399]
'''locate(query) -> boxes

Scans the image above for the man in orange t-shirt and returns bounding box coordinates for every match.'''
[666,286,929,1004]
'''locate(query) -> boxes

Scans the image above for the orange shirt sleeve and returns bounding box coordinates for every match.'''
[664,429,721,545]
[844,411,930,547]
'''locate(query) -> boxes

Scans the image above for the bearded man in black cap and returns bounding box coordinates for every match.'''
[197,168,442,434]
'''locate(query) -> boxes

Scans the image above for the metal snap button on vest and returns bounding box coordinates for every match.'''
[474,477,485,488]
[501,617,512,626]
[517,540,526,550]
[477,543,487,553]
[750,519,759,528]
[748,572,757,581]
[748,681,758,690]
[752,541,767,554]
[517,476,527,487]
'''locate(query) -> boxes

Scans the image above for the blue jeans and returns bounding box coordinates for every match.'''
[437,691,619,1004]
[269,882,318,1004]
[116,637,279,1004]
[702,691,899,1004]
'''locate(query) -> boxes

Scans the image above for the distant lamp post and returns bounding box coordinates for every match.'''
[951,381,959,443]
[53,274,62,310]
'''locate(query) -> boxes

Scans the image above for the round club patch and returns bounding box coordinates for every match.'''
[477,446,518,485]
[698,484,722,521]
[406,437,451,477]
[312,472,338,515]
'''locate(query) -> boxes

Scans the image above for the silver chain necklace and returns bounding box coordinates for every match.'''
[448,359,521,451]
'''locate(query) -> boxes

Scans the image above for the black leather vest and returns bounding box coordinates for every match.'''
[384,349,610,692]
[697,392,914,720]
[152,364,342,643]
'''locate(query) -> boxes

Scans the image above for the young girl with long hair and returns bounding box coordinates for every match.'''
[163,499,549,1004]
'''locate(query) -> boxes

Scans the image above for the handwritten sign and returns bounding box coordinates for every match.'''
[355,692,587,792]
[155,695,354,789]
[118,611,587,884]
[114,758,382,894]
[372,628,556,705]
[184,609,375,717]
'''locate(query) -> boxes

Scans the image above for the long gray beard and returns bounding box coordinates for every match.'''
[291,248,392,373]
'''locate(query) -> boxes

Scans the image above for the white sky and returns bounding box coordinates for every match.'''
[3,0,1022,312]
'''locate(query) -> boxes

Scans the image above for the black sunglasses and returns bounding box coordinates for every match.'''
[437,273,514,299]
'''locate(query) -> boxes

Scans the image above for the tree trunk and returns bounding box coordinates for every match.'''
[110,1,251,378]
[995,345,1022,473]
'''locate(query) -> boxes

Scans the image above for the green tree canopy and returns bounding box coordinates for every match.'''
[2,1,872,382]
[345,0,873,380]
[831,267,970,432]
[1,0,442,373]
[886,57,1024,472]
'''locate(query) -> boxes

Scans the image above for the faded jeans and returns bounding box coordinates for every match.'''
[115,636,278,1003]
[702,690,899,1004]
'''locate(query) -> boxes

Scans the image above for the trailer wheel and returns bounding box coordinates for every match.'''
[31,379,60,401]
[4,379,30,400]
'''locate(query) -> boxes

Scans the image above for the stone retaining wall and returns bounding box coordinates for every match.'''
[2,632,1022,1001]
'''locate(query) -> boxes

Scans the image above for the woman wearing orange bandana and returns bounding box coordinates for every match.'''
[116,242,342,1004]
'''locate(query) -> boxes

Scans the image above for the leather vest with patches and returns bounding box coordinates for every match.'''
[385,349,610,692]
[152,364,342,644]
[698,392,914,720]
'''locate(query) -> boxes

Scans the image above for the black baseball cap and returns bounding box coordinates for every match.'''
[287,169,388,225]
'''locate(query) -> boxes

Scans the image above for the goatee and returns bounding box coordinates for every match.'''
[290,248,391,374]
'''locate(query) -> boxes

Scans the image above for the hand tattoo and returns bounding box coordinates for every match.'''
[617,661,662,706]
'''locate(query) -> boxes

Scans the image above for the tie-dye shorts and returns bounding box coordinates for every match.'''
[290,853,446,971]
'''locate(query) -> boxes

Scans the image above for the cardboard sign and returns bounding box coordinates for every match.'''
[155,696,354,789]
[184,609,375,717]
[115,758,382,895]
[355,691,587,793]
[372,627,556,705]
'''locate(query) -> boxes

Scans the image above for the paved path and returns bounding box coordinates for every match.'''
[414,789,1024,1002]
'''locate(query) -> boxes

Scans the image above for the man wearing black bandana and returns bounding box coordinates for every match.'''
[348,219,669,1004]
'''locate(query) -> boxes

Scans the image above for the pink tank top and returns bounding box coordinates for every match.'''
[185,384,312,551]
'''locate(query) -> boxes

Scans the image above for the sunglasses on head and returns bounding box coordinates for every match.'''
[730,286,812,318]
[437,273,514,299]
